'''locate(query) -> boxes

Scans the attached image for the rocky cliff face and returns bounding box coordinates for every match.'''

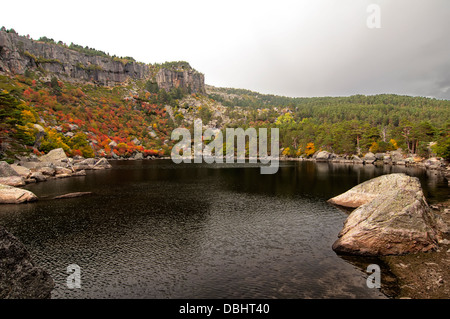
[156,68,205,94]
[0,30,205,93]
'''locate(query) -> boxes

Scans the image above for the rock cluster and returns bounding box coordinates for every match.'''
[6,148,112,186]
[0,148,112,204]
[329,173,448,256]
[303,150,447,169]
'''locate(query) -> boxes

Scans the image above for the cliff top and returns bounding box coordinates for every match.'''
[0,27,202,73]
[0,27,204,90]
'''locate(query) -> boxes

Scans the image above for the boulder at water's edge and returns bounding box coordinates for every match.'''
[0,184,38,204]
[330,174,447,256]
[328,173,420,208]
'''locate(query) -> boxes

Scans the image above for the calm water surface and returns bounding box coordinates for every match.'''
[0,160,447,299]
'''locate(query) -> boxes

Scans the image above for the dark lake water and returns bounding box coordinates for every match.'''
[0,160,447,299]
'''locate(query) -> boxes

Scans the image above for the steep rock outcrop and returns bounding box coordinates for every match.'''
[0,30,205,92]
[156,68,205,94]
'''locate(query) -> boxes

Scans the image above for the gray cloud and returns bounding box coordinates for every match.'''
[205,0,450,99]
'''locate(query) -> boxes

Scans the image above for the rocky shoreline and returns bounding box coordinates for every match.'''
[329,173,450,299]
[0,148,112,203]
[282,150,450,184]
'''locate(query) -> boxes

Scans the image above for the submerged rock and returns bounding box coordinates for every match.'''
[52,192,92,200]
[330,174,447,256]
[0,225,54,298]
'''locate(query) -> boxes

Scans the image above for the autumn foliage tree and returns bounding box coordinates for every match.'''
[305,143,316,157]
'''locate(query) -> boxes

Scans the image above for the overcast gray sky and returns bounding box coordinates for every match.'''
[2,0,450,99]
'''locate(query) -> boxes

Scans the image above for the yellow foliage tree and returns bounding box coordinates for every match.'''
[369,142,379,153]
[305,143,316,157]
[39,128,70,153]
[282,147,291,157]
[390,139,398,150]
[275,113,294,126]
[21,109,37,123]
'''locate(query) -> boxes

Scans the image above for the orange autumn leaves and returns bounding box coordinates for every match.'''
[12,75,172,158]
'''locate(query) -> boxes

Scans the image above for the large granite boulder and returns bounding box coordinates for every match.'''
[94,158,112,168]
[424,157,442,170]
[315,151,332,162]
[55,167,72,175]
[0,184,38,204]
[328,173,420,208]
[0,162,25,186]
[74,158,112,171]
[0,176,25,187]
[330,174,447,256]
[0,161,20,177]
[0,226,54,298]
[389,150,404,164]
[363,152,376,164]
[10,165,31,179]
[30,172,47,183]
[133,152,144,160]
[38,148,67,163]
[77,158,96,166]
[351,155,364,164]
[37,167,55,176]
